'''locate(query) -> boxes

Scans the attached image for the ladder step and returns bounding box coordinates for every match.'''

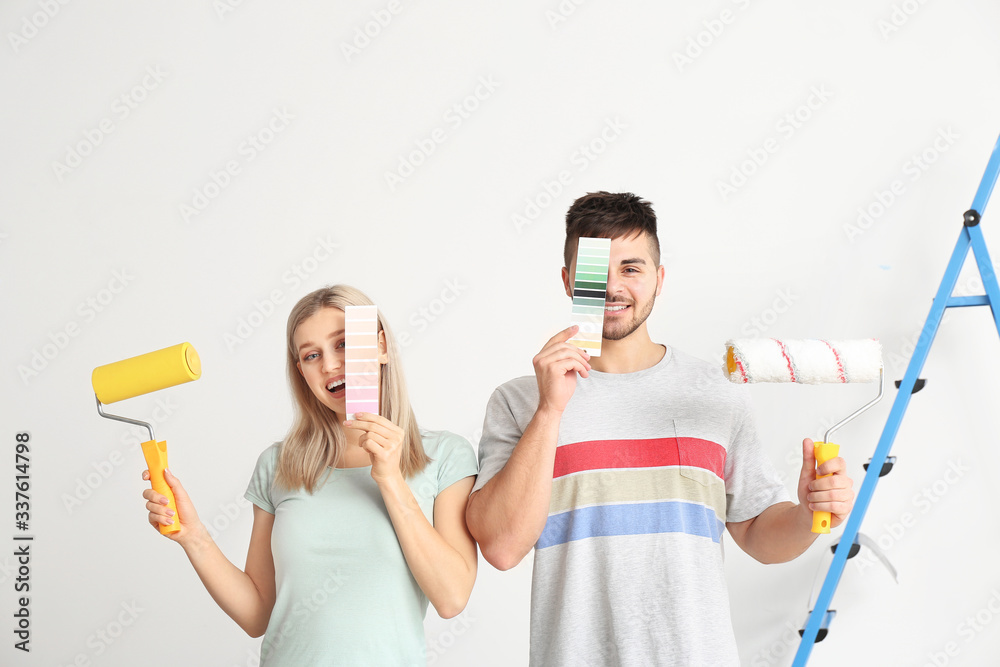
[863,456,897,477]
[799,610,837,643]
[829,540,861,559]
[894,378,926,393]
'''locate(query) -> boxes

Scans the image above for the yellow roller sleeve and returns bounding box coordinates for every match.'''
[141,440,180,536]
[92,343,201,404]
[811,442,840,534]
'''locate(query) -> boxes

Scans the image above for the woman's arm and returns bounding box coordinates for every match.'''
[378,475,478,618]
[143,469,277,637]
[345,414,478,618]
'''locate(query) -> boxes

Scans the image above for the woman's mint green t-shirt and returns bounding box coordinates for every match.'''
[244,430,478,667]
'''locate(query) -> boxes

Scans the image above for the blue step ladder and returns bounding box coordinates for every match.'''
[793,133,1000,666]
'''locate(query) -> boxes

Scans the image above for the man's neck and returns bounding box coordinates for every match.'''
[588,326,666,374]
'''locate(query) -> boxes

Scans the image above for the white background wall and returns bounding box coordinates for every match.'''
[3,1,1000,666]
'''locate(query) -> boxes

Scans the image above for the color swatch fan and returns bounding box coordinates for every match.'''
[345,305,379,419]
[568,237,611,356]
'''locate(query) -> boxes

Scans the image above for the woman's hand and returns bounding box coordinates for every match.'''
[343,412,405,483]
[141,467,276,637]
[141,468,205,547]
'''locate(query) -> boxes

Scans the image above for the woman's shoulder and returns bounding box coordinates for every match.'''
[252,441,283,472]
[416,429,478,488]
[418,429,474,459]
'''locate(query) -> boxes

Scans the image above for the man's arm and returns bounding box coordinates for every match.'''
[466,407,563,570]
[466,326,590,571]
[727,438,854,564]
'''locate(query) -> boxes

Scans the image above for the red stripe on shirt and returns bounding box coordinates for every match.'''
[552,437,726,479]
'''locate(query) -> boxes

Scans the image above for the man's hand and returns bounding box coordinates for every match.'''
[798,437,855,530]
[533,325,592,415]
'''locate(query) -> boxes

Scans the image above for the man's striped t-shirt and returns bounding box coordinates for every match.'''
[475,347,790,666]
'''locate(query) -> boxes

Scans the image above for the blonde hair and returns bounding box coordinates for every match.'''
[275,285,429,492]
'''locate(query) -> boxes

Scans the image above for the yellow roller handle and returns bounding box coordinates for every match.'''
[92,342,201,405]
[141,440,180,536]
[811,442,840,534]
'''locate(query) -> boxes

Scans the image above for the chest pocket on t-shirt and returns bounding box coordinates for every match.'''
[670,419,728,520]
[669,419,725,483]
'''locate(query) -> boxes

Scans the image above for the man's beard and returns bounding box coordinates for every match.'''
[603,293,655,341]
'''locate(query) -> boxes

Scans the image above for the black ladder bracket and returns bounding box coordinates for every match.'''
[894,378,926,393]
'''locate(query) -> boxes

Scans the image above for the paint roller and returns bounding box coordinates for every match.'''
[92,342,201,535]
[723,339,884,534]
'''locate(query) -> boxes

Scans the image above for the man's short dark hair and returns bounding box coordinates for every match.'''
[563,191,660,269]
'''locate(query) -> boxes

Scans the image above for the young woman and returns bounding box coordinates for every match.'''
[141,285,479,666]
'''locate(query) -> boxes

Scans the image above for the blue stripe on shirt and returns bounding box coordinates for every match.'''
[537,500,725,549]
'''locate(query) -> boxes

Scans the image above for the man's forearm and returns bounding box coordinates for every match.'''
[733,501,818,564]
[467,407,562,570]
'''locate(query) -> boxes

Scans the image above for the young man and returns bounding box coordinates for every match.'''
[466,191,855,666]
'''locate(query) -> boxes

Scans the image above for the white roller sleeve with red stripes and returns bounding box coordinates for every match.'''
[724,338,882,384]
